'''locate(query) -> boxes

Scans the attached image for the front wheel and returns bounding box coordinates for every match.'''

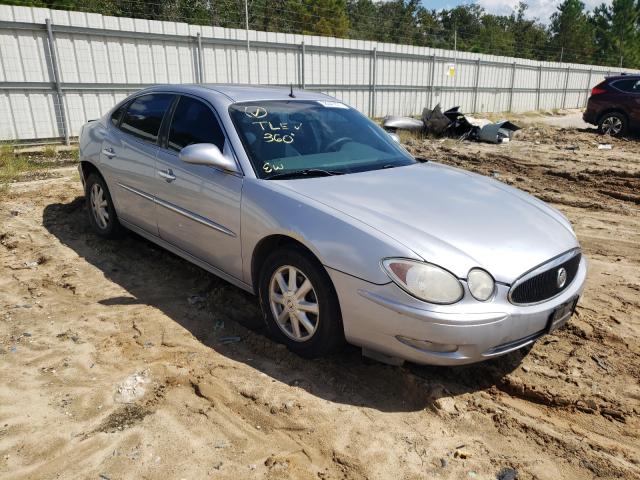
[598,112,627,136]
[86,173,123,238]
[258,248,344,358]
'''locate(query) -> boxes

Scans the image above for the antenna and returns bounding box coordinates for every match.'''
[289,83,295,98]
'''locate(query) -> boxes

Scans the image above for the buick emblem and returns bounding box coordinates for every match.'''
[557,267,567,289]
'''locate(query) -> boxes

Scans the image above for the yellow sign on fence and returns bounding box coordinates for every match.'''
[447,63,456,77]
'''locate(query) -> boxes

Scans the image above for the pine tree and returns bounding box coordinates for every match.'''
[609,0,640,67]
[509,2,551,61]
[288,0,349,37]
[550,0,595,63]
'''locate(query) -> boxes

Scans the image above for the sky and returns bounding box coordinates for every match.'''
[420,0,612,22]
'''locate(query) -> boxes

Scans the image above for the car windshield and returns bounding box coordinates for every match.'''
[229,100,415,179]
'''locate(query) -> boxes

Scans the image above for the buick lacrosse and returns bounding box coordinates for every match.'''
[78,85,587,365]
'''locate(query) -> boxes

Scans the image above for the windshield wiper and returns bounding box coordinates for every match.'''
[265,168,344,180]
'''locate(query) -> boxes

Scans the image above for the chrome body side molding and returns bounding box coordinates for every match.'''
[117,182,236,238]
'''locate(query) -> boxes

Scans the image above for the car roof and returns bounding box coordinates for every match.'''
[142,83,335,104]
[605,74,640,81]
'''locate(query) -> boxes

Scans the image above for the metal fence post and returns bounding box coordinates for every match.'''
[299,41,305,89]
[561,67,570,108]
[369,47,377,118]
[45,19,69,145]
[508,62,516,113]
[536,65,542,111]
[473,58,481,113]
[429,54,436,107]
[196,32,204,83]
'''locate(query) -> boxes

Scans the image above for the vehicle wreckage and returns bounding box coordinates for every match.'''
[383,104,520,144]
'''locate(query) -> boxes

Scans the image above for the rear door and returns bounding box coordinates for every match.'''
[611,78,640,127]
[154,95,244,279]
[100,93,174,235]
[629,79,640,127]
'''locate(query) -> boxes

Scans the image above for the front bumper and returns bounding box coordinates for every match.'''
[327,257,587,366]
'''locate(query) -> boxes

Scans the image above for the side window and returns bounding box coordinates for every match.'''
[167,96,225,152]
[612,79,640,93]
[120,94,174,143]
[110,103,127,127]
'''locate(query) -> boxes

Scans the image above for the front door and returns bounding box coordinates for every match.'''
[154,95,244,280]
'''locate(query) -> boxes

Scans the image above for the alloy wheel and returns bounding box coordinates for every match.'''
[90,183,109,229]
[601,116,623,135]
[269,265,320,342]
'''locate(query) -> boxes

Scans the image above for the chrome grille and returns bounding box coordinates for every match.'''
[510,251,581,305]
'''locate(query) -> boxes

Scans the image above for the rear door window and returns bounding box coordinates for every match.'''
[120,94,174,143]
[612,79,640,93]
[167,96,225,152]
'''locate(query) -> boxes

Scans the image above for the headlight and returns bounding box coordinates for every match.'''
[382,259,463,304]
[467,268,495,301]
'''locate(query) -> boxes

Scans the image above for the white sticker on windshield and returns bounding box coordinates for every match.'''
[316,100,349,109]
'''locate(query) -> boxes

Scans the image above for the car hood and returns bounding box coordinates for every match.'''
[275,162,579,283]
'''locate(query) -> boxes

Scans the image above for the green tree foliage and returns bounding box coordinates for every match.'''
[509,2,552,60]
[549,0,595,62]
[288,0,349,37]
[347,0,378,41]
[2,0,639,68]
[374,0,423,45]
[599,0,640,66]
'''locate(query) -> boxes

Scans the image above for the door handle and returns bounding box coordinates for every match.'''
[102,147,116,158]
[158,169,176,182]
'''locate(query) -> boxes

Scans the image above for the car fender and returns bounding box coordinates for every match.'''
[241,178,421,285]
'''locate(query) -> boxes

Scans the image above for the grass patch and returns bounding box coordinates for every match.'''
[43,145,57,158]
[0,143,12,159]
[0,143,14,197]
[0,144,81,198]
[397,129,430,143]
[0,154,43,182]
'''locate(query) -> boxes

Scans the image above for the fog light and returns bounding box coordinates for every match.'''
[467,268,495,301]
[396,336,458,353]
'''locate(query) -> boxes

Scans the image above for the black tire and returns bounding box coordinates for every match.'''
[598,112,627,137]
[258,247,344,358]
[85,173,124,238]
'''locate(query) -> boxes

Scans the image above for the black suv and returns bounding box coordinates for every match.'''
[583,75,640,136]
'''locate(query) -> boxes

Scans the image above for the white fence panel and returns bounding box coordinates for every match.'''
[0,4,637,141]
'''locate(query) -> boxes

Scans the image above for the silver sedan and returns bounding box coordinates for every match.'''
[78,84,587,366]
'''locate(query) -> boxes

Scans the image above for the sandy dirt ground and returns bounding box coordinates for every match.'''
[536,110,591,130]
[1,121,639,480]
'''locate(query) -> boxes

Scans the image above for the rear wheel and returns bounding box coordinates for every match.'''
[86,173,123,238]
[598,112,627,136]
[258,247,344,358]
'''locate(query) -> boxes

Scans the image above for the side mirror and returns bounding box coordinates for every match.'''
[178,143,239,173]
